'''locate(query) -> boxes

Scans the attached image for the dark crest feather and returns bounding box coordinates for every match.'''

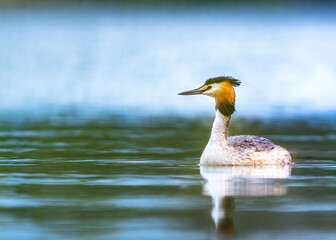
[205,76,241,86]
[216,102,235,116]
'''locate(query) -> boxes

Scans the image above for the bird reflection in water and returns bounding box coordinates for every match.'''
[200,165,291,239]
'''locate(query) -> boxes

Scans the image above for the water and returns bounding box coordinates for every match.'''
[1,6,336,116]
[1,4,336,239]
[0,113,335,239]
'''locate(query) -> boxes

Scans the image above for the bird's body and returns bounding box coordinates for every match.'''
[200,111,291,166]
[179,76,292,166]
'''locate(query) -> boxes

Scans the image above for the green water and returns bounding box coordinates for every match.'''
[0,113,335,239]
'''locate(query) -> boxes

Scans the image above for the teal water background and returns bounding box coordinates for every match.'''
[0,112,335,239]
[1,6,336,117]
[1,4,336,239]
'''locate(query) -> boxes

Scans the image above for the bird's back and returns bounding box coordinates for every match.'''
[228,135,291,165]
[228,135,276,152]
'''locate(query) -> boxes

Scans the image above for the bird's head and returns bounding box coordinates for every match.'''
[178,76,241,116]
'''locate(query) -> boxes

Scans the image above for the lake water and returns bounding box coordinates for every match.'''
[0,112,335,239]
[1,6,336,116]
[0,4,336,239]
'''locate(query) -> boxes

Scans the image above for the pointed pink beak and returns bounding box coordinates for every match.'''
[178,87,204,95]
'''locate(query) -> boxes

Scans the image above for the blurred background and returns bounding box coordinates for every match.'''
[1,1,336,240]
[1,0,336,118]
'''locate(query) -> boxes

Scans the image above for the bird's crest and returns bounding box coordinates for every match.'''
[205,76,241,87]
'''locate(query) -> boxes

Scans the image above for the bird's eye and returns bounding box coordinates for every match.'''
[206,85,212,91]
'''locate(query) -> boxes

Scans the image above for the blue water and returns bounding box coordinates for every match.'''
[0,5,336,240]
[0,114,335,239]
[1,6,336,117]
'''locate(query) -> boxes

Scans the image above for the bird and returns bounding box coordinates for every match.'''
[178,76,292,166]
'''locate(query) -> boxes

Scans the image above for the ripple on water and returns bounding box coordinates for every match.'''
[0,114,335,240]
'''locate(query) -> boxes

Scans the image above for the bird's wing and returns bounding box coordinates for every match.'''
[228,135,276,152]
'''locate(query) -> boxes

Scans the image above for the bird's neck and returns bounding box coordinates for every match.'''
[209,111,231,143]
[200,111,234,165]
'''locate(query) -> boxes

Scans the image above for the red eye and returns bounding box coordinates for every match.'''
[206,85,212,90]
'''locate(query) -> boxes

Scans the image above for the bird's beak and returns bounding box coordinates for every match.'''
[178,86,205,95]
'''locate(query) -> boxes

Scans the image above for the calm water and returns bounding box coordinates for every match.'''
[0,112,335,239]
[1,5,336,239]
[1,7,336,116]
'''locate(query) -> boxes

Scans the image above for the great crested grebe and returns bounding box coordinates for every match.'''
[179,76,292,166]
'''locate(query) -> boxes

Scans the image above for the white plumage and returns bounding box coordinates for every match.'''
[179,76,292,166]
[200,111,292,165]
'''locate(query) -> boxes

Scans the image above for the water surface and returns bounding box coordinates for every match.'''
[1,7,336,116]
[1,6,336,239]
[0,113,335,239]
